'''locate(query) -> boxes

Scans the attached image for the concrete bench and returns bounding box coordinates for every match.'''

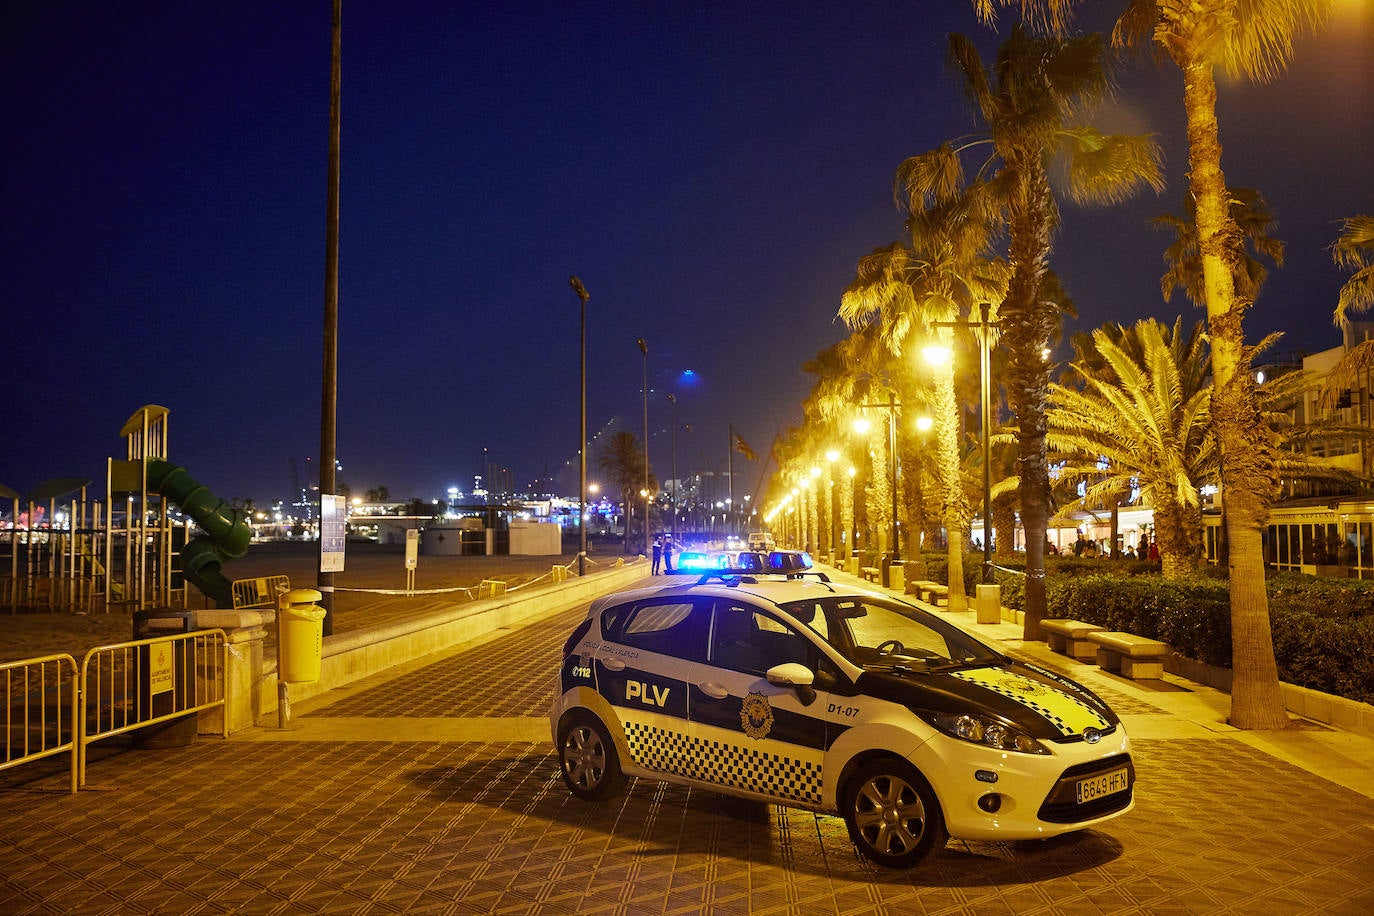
[1089,631,1169,680]
[860,566,881,583]
[914,582,949,606]
[1040,618,1104,662]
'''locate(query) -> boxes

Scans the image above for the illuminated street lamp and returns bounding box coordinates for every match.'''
[929,302,999,585]
[569,275,590,576]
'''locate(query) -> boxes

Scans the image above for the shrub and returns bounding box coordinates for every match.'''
[922,562,1374,704]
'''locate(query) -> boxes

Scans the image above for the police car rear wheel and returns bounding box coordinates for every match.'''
[842,759,945,869]
[558,714,624,801]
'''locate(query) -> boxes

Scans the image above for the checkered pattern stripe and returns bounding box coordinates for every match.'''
[623,721,822,804]
[952,669,1109,737]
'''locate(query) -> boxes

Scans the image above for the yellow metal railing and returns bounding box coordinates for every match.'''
[232,575,291,609]
[76,629,227,788]
[2,653,80,794]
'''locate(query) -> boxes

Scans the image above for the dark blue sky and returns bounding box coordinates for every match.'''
[5,2,1371,507]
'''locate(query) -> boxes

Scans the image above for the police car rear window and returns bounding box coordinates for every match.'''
[612,601,708,662]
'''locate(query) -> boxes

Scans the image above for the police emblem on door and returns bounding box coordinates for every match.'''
[740,691,774,740]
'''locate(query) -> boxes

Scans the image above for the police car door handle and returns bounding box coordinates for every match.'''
[698,682,729,700]
[602,657,625,671]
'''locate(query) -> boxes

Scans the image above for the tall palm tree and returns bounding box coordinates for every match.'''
[1153,187,1286,307]
[899,26,1163,637]
[1319,215,1374,406]
[839,196,1006,612]
[801,329,899,563]
[597,431,655,554]
[976,0,1331,729]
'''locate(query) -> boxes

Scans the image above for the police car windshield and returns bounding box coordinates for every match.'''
[781,596,1002,670]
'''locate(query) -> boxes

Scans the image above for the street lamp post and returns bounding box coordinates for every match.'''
[637,337,649,557]
[569,276,590,576]
[978,301,993,585]
[825,448,839,562]
[667,393,678,541]
[930,302,999,585]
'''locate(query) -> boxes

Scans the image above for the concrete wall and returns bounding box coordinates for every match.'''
[509,521,561,555]
[199,559,647,734]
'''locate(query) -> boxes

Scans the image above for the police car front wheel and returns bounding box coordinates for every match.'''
[558,713,625,801]
[842,759,946,869]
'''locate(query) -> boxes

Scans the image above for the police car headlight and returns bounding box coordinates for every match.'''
[925,712,1049,755]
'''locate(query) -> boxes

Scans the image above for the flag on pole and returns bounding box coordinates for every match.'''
[734,432,757,461]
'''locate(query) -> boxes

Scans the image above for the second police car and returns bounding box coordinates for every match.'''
[550,563,1135,869]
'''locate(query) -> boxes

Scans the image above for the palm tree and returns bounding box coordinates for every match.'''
[899,25,1163,637]
[1049,318,1215,578]
[1319,216,1374,406]
[801,330,900,563]
[975,0,1331,732]
[839,195,1007,611]
[597,431,655,554]
[1153,188,1286,307]
[1050,317,1366,578]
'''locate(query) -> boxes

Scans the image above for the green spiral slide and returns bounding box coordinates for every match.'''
[146,459,252,608]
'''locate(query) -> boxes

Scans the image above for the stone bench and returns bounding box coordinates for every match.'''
[917,587,950,609]
[860,566,881,583]
[1088,631,1169,680]
[1040,618,1104,662]
[909,581,949,606]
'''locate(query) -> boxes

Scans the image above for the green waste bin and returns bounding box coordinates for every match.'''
[278,589,327,683]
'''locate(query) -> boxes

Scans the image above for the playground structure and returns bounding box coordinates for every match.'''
[1,405,253,615]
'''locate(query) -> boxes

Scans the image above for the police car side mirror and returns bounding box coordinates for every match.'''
[766,662,817,707]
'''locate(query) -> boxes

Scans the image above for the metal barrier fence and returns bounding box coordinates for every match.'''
[2,654,80,794]
[2,630,228,793]
[232,575,290,610]
[78,629,228,787]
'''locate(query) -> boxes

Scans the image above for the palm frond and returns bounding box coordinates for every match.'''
[1059,130,1165,206]
[1223,0,1331,84]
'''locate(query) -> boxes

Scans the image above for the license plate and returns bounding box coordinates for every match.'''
[1076,767,1129,804]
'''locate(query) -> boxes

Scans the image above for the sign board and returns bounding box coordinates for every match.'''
[148,639,174,696]
[320,494,347,573]
[405,528,419,570]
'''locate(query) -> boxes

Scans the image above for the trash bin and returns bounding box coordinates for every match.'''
[879,553,891,588]
[278,589,327,684]
[132,608,200,749]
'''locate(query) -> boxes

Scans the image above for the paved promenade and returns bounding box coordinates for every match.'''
[3,564,1373,914]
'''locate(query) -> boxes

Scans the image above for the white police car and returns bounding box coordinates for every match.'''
[550,569,1134,869]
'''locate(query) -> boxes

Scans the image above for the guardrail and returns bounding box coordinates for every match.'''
[232,575,290,609]
[2,653,80,794]
[2,630,228,793]
[79,629,228,787]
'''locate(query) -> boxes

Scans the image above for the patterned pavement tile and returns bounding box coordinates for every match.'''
[6,589,1374,914]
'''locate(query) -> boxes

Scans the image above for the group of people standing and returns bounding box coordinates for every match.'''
[651,536,675,575]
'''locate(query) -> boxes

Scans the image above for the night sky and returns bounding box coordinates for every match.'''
[5,1,1371,509]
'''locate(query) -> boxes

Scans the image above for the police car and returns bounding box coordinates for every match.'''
[550,568,1134,869]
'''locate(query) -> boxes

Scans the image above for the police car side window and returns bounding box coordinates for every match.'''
[615,600,709,662]
[711,602,814,674]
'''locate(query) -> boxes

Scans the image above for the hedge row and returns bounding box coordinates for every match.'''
[911,553,1374,705]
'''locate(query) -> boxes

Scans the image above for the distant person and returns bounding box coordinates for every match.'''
[1123,544,1137,560]
[1148,540,1160,561]
[663,536,675,573]
[652,538,662,575]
